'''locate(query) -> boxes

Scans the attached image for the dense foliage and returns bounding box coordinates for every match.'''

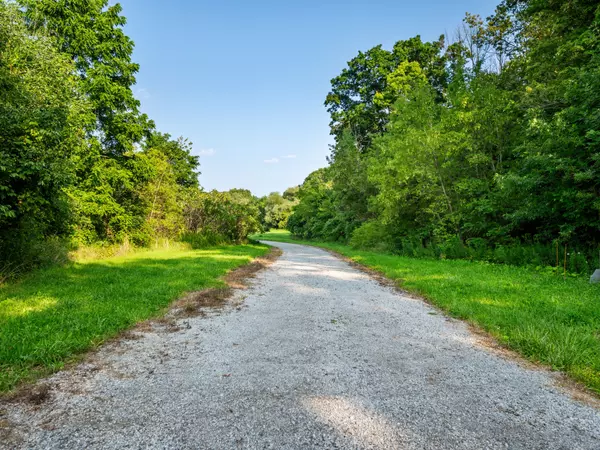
[181,189,262,248]
[258,188,298,231]
[0,1,262,276]
[0,3,93,267]
[289,0,600,273]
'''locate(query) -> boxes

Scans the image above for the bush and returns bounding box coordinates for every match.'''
[0,235,70,283]
[396,238,438,258]
[182,190,261,246]
[439,237,469,260]
[349,227,599,276]
[350,221,394,252]
[466,238,490,261]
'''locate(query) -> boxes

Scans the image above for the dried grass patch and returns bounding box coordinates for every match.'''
[172,246,282,318]
[6,383,51,406]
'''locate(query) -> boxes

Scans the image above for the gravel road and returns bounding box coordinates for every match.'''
[3,241,600,449]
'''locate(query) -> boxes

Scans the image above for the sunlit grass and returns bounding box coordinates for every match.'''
[252,230,600,394]
[0,244,269,392]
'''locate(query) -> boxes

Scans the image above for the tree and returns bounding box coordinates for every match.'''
[325,36,446,149]
[19,0,153,157]
[287,169,337,240]
[0,2,93,264]
[144,132,200,188]
[17,0,160,245]
[182,191,261,245]
[283,186,300,202]
[290,1,600,270]
[493,0,600,245]
[325,130,375,240]
[325,45,396,149]
[138,149,184,241]
[261,192,297,230]
[369,86,468,242]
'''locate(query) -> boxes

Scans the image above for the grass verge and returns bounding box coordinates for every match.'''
[0,243,269,393]
[252,230,600,395]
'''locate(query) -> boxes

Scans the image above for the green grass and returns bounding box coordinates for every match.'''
[0,244,269,392]
[252,230,600,394]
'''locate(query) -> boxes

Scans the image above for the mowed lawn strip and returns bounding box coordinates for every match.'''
[0,244,269,392]
[253,230,600,394]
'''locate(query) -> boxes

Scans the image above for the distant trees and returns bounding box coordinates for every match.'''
[182,190,262,247]
[259,190,298,230]
[287,169,337,240]
[289,0,600,272]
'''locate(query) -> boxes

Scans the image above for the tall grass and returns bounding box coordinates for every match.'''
[346,228,598,276]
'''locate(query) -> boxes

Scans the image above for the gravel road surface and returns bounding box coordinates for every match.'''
[3,241,600,449]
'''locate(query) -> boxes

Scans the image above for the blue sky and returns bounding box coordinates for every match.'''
[121,0,499,196]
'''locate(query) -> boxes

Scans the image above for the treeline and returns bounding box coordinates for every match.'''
[289,0,600,274]
[0,1,263,276]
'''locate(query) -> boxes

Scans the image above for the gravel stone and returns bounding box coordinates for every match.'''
[2,241,600,449]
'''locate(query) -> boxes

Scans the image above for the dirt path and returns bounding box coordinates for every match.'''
[2,241,600,449]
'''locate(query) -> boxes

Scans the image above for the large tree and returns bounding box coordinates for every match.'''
[19,0,153,157]
[144,132,200,188]
[18,0,160,244]
[0,2,92,263]
[325,36,446,149]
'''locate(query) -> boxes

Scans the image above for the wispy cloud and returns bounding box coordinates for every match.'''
[281,154,297,159]
[199,148,216,156]
[135,88,151,100]
[264,158,280,164]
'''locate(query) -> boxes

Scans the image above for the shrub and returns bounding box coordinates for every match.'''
[182,190,261,246]
[350,221,394,252]
[439,236,469,260]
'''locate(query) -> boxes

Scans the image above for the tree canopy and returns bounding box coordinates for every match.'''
[289,0,600,273]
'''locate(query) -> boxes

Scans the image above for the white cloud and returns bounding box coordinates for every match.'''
[264,158,280,164]
[198,148,216,156]
[135,88,151,100]
[281,154,297,159]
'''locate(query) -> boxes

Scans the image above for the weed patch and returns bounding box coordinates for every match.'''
[173,246,282,318]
